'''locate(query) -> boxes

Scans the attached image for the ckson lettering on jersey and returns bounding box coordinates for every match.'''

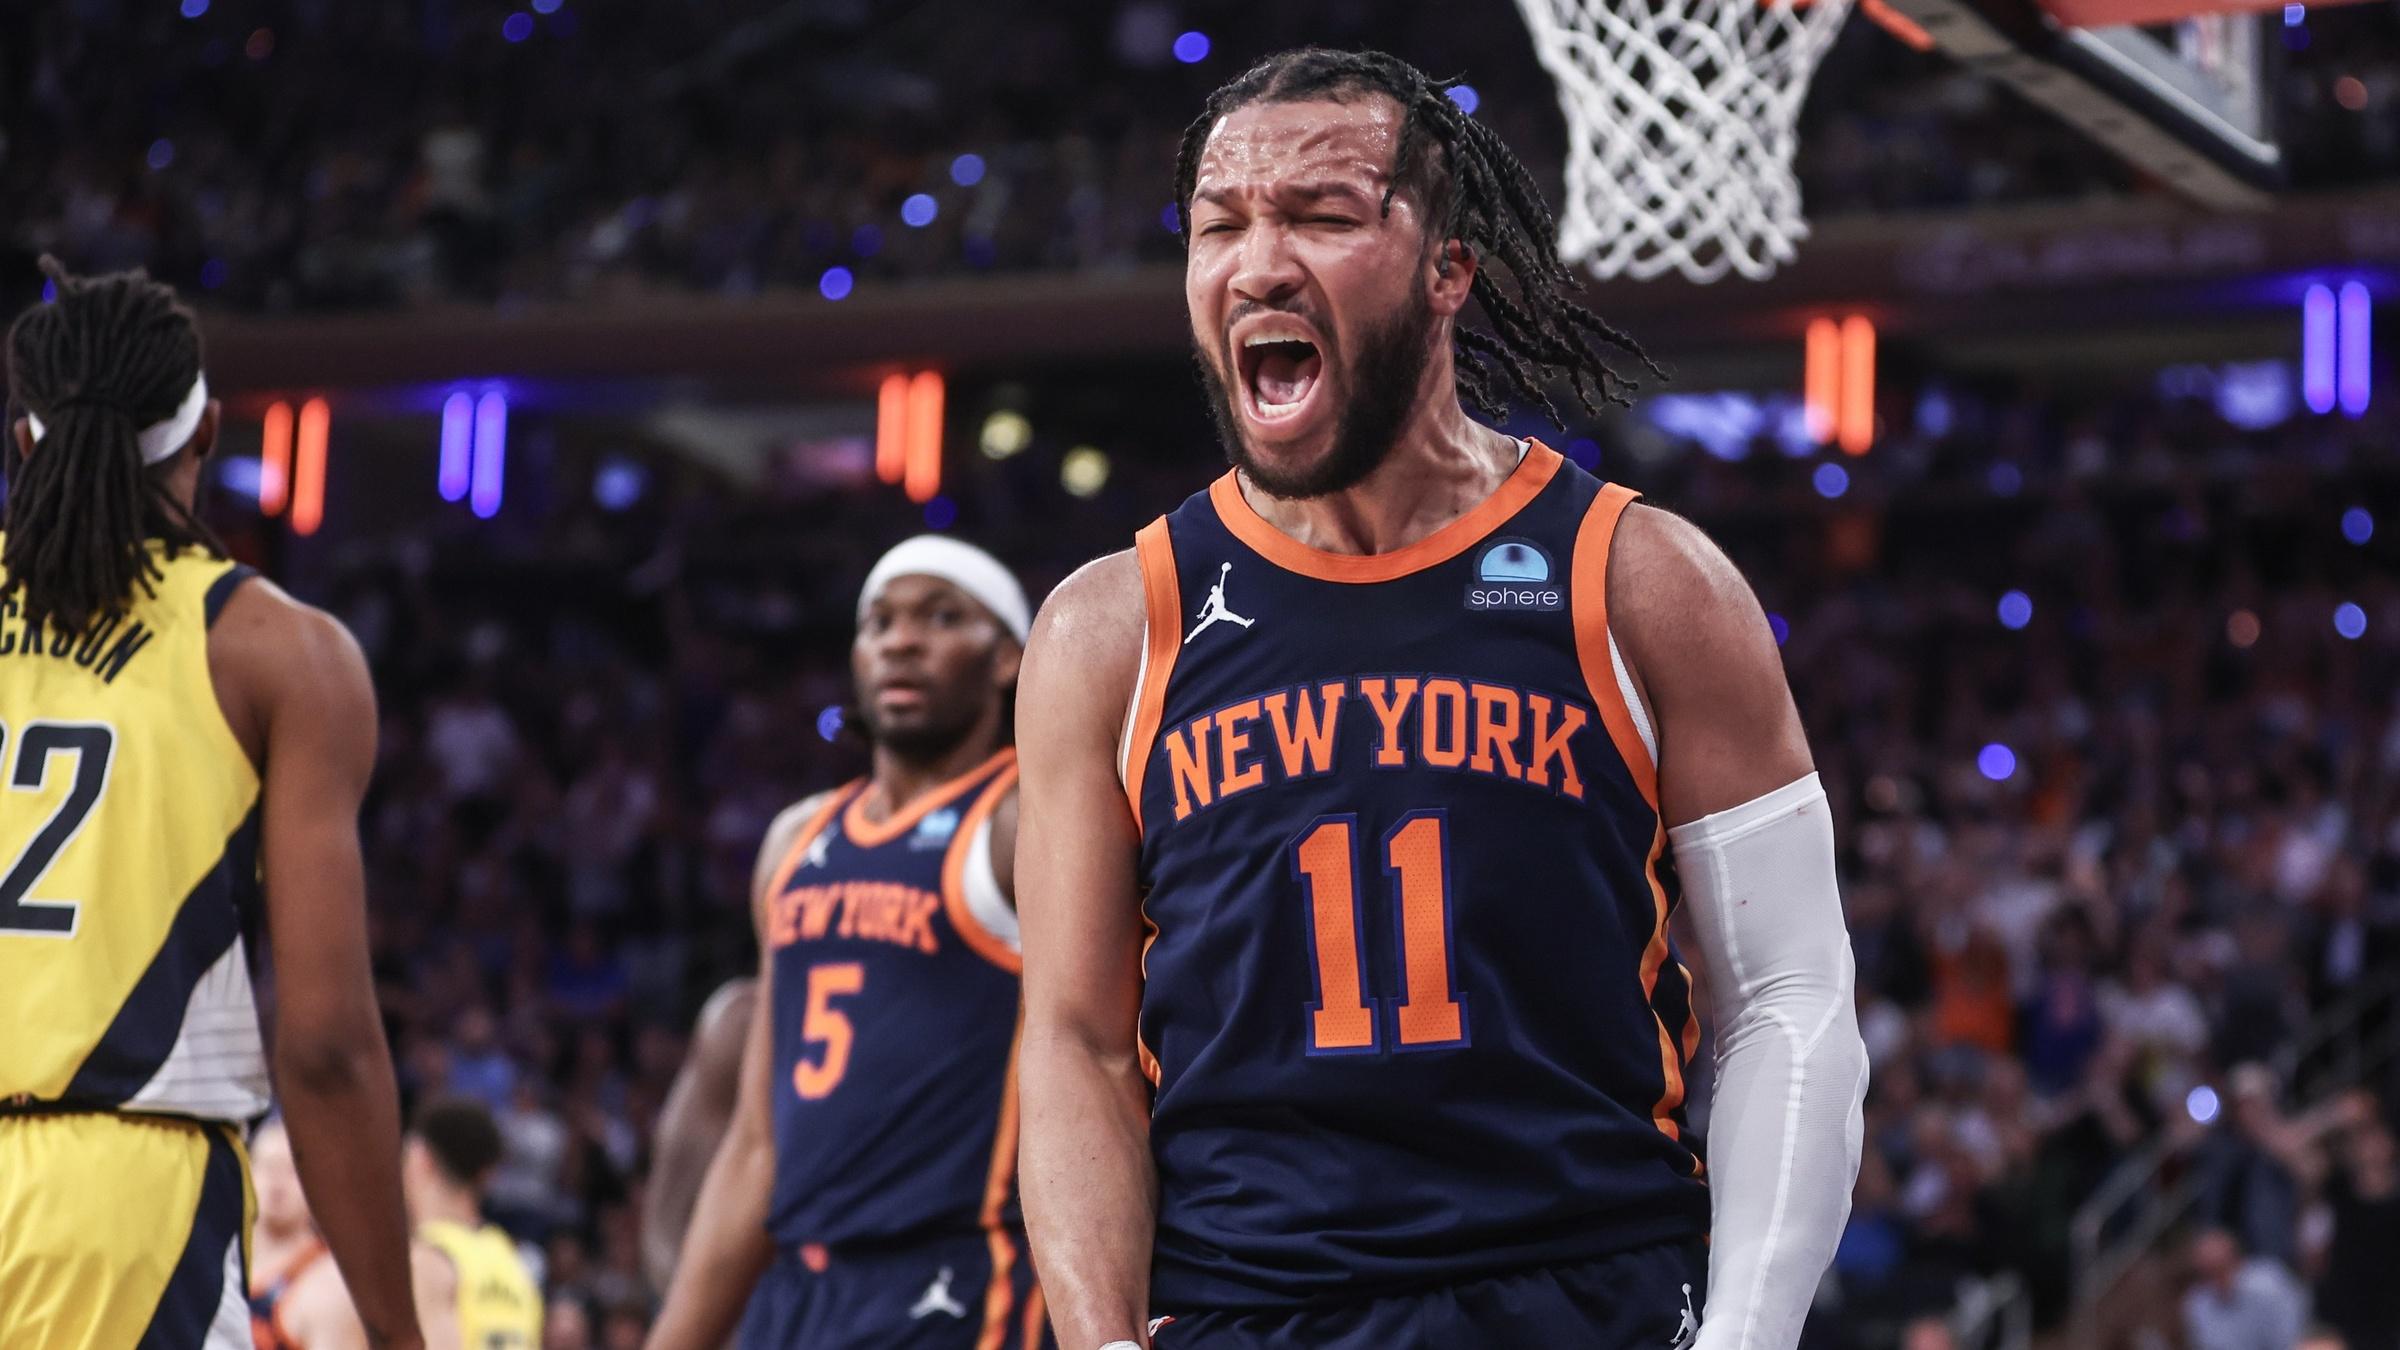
[0,596,155,683]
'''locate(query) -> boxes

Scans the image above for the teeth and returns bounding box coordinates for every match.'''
[1243,333,1315,348]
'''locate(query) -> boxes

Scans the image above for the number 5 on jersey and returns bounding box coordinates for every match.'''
[793,962,864,1099]
[1293,811,1466,1054]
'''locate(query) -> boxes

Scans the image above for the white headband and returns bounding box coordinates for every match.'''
[25,373,209,466]
[858,535,1031,643]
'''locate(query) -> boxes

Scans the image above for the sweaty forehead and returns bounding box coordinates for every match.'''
[1194,98,1402,199]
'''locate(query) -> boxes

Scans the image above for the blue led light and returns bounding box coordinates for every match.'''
[923,495,958,530]
[502,12,533,41]
[181,0,209,17]
[1767,613,1790,646]
[1173,31,1210,63]
[1160,203,1182,234]
[2304,284,2337,414]
[1988,462,2023,496]
[470,391,507,519]
[1564,437,1600,470]
[438,392,473,502]
[1978,744,2017,782]
[819,267,854,301]
[1813,462,1849,499]
[900,194,938,228]
[2188,1085,2221,1124]
[1447,85,1480,115]
[1998,590,2034,630]
[2343,507,2374,544]
[2339,281,2371,418]
[816,706,845,743]
[950,154,985,187]
[147,139,175,171]
[2284,3,2304,24]
[199,258,228,290]
[2335,602,2368,640]
[532,0,562,12]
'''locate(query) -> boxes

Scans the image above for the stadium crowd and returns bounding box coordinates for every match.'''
[203,373,2400,1348]
[8,0,2397,313]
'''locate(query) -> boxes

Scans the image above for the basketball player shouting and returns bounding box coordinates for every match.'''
[1017,50,1868,1350]
[650,537,1053,1350]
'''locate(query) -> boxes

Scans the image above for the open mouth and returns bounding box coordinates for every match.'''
[1237,334,1325,425]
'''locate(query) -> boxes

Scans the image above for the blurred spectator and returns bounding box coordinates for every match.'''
[2182,1227,2308,1350]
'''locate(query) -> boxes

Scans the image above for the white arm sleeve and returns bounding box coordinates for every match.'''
[1670,772,1869,1350]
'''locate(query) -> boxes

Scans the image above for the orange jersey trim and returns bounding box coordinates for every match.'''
[1569,482,1659,812]
[761,784,863,916]
[1121,519,1183,836]
[975,1028,1025,1350]
[942,761,1024,974]
[1205,441,1564,585]
[1635,819,1691,1153]
[843,748,1017,849]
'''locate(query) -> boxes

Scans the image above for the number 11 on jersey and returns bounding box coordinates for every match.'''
[1292,810,1466,1054]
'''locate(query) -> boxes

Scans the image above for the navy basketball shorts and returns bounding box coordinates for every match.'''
[1149,1239,1708,1350]
[739,1227,1051,1350]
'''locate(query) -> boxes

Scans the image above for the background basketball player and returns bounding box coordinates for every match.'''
[250,1118,373,1350]
[649,536,1052,1350]
[0,260,422,1350]
[1017,50,1868,1349]
[404,1096,544,1350]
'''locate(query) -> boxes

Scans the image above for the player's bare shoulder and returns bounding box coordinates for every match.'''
[1020,548,1146,745]
[205,571,376,767]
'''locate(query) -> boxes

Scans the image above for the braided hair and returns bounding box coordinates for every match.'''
[1172,47,1660,428]
[4,257,223,635]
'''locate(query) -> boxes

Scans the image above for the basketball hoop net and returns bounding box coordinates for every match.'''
[1512,0,1855,284]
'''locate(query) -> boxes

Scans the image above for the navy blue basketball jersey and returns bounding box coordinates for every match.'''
[762,750,1026,1267]
[1123,442,1708,1310]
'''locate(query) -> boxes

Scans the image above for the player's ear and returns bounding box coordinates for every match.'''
[11,417,32,463]
[1427,238,1475,317]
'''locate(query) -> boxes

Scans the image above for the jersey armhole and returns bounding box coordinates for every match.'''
[1570,484,1661,812]
[1119,519,1183,837]
[203,562,257,628]
[942,764,1023,972]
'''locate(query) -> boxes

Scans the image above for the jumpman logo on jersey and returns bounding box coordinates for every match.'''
[801,826,834,871]
[1184,562,1255,645]
[909,1266,969,1320]
[1666,1282,1699,1350]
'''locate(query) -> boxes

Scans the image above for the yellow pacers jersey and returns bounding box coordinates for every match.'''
[420,1219,543,1349]
[0,541,268,1122]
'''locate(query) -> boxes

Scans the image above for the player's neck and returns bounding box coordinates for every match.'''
[867,718,1005,819]
[416,1182,482,1230]
[1238,399,1519,558]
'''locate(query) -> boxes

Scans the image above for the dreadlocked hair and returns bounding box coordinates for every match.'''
[5,256,224,636]
[1172,47,1662,428]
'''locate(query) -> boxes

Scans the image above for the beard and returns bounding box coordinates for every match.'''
[1196,281,1440,501]
[856,677,994,762]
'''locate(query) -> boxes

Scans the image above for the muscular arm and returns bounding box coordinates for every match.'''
[1016,551,1159,1349]
[644,796,824,1350]
[227,585,424,1350]
[642,978,759,1291]
[1613,505,1867,1350]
